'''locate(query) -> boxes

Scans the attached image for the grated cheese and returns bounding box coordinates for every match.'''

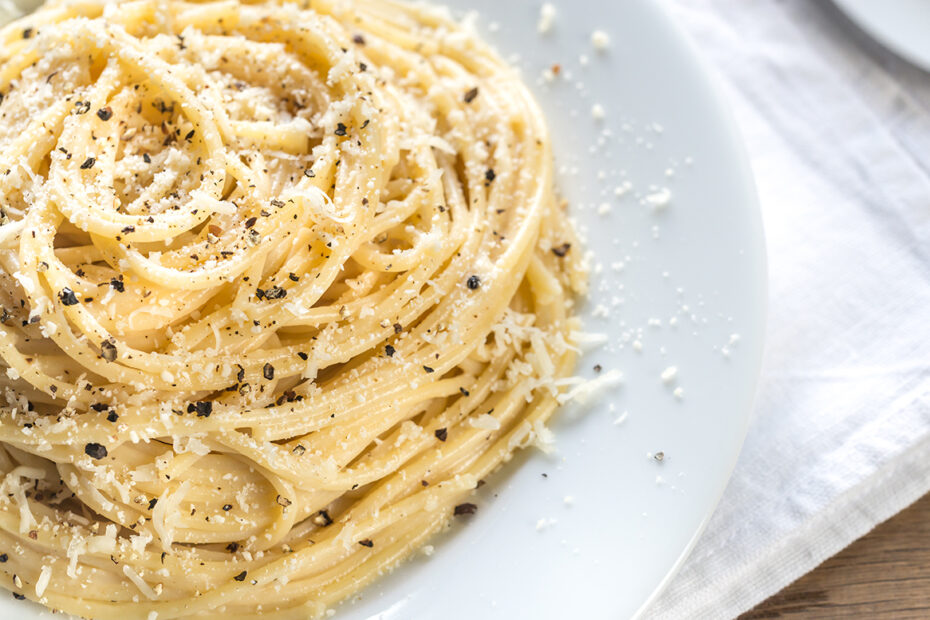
[35,565,52,598]
[123,565,159,600]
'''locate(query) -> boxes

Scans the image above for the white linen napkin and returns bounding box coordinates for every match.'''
[646,1,930,618]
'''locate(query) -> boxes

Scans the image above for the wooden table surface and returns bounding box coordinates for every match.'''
[742,493,930,619]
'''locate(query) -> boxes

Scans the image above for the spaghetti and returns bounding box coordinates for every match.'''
[0,0,586,617]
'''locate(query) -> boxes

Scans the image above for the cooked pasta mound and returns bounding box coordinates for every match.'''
[0,0,585,617]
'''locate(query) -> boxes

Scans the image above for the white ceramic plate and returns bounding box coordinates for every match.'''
[0,0,765,618]
[833,0,930,72]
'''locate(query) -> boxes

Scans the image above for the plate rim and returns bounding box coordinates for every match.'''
[633,2,768,616]
[832,0,930,73]
[0,0,769,618]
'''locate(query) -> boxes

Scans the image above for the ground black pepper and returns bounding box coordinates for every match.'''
[264,286,287,300]
[454,503,477,516]
[84,443,107,459]
[100,339,117,362]
[58,288,78,306]
[187,401,212,417]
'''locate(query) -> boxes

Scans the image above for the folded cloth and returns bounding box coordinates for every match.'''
[646,1,930,618]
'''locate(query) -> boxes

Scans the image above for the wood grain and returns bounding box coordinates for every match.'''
[742,493,930,619]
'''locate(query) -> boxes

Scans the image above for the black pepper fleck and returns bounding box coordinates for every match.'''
[463,87,479,103]
[187,401,212,417]
[264,286,286,300]
[96,107,112,121]
[385,344,395,357]
[233,571,247,581]
[454,503,477,516]
[58,288,79,306]
[263,363,274,380]
[100,339,117,362]
[434,428,447,441]
[466,275,480,290]
[358,539,373,548]
[80,157,95,169]
[84,442,107,459]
